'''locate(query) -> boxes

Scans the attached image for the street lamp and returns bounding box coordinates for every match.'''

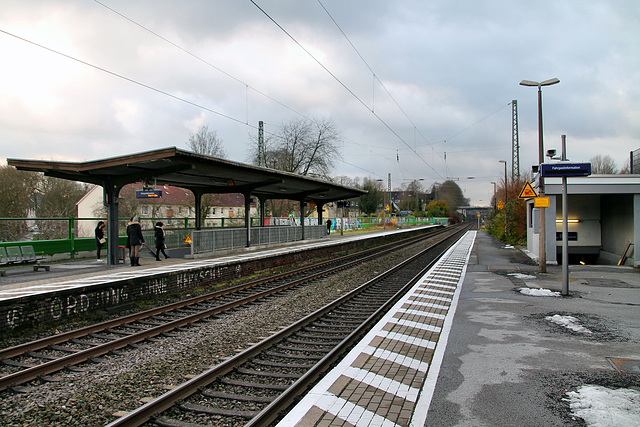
[520,77,560,273]
[499,160,508,238]
[376,178,387,229]
[491,181,497,210]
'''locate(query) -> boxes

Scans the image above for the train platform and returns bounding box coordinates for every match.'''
[0,227,427,302]
[278,230,640,426]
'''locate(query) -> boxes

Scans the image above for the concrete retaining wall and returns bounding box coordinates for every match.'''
[1,227,435,332]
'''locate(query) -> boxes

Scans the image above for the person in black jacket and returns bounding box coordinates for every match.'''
[95,221,106,261]
[126,216,144,266]
[154,221,169,261]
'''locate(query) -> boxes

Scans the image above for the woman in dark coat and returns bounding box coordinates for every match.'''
[95,221,106,261]
[154,221,169,261]
[126,216,144,266]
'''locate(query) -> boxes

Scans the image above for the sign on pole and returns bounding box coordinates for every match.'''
[534,197,550,208]
[518,181,538,199]
[540,163,591,177]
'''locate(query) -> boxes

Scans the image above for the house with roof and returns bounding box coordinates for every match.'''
[76,184,257,238]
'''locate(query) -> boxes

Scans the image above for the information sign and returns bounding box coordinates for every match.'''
[534,197,549,208]
[136,190,162,199]
[540,163,591,177]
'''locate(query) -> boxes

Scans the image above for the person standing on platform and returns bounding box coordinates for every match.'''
[95,221,106,261]
[154,221,170,261]
[326,218,332,235]
[126,216,144,266]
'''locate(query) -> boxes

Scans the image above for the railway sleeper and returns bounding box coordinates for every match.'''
[26,352,59,361]
[318,316,365,324]
[200,389,274,404]
[235,367,300,379]
[275,344,331,354]
[285,338,343,345]
[330,308,375,315]
[296,332,347,340]
[251,359,314,369]
[264,351,323,360]
[105,328,135,336]
[153,416,209,427]
[221,377,290,391]
[179,401,259,419]
[89,333,118,341]
[48,345,79,353]
[2,359,36,368]
[305,323,354,330]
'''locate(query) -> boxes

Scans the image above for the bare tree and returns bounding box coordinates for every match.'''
[251,117,341,179]
[589,154,618,174]
[187,125,226,158]
[0,165,38,241]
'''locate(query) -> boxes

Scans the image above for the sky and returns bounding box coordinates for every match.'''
[1,0,639,206]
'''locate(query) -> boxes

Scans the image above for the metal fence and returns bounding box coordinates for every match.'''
[191,225,327,255]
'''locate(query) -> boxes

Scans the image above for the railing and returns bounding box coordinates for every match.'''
[191,225,328,255]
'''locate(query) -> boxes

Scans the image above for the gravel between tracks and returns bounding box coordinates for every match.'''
[0,240,430,426]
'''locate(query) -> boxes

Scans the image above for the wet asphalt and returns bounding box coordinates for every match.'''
[425,231,640,426]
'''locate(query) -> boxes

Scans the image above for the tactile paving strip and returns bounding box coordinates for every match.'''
[277,231,476,427]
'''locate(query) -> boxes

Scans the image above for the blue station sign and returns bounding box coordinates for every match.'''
[540,162,591,177]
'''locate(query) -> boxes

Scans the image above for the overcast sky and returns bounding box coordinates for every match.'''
[1,0,638,206]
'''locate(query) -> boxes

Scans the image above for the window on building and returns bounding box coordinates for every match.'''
[141,206,150,216]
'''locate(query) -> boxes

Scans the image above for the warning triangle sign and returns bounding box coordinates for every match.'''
[518,181,538,199]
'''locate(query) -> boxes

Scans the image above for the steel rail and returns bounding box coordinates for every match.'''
[0,228,448,391]
[105,226,469,427]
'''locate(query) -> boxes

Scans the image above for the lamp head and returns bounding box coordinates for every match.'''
[546,149,557,158]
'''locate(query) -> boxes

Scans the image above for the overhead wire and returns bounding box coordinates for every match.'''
[93,0,311,124]
[0,29,259,132]
[249,0,444,180]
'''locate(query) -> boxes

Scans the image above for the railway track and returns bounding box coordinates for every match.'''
[106,225,469,427]
[0,225,460,392]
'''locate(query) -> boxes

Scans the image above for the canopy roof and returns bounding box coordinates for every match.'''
[8,147,365,203]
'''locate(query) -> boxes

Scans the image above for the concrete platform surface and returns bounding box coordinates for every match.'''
[279,230,640,427]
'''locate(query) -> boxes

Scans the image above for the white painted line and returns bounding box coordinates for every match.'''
[373,330,437,351]
[361,346,431,372]
[386,318,442,334]
[410,231,475,426]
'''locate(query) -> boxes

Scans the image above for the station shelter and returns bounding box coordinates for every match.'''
[526,174,640,266]
[8,147,366,265]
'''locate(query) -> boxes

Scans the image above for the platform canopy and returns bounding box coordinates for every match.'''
[7,146,365,203]
[8,147,366,265]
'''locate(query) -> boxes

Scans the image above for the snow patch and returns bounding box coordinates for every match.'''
[545,314,592,334]
[519,287,561,297]
[565,385,640,426]
[508,273,537,280]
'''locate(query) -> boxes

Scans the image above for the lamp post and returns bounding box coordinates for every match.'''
[491,181,497,210]
[499,160,508,238]
[520,77,560,273]
[376,178,386,229]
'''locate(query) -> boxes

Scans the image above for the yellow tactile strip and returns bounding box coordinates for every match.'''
[277,231,476,427]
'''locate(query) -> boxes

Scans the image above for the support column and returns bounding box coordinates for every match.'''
[244,192,252,247]
[317,202,325,225]
[103,180,122,266]
[193,191,203,230]
[634,194,640,267]
[259,197,266,227]
[299,199,306,240]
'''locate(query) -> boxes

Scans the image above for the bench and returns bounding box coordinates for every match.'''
[0,246,49,276]
[20,246,50,271]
